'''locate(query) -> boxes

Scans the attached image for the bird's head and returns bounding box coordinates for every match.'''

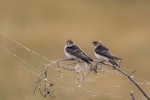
[66,39,75,47]
[92,41,102,47]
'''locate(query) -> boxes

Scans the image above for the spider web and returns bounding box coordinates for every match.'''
[0,33,149,100]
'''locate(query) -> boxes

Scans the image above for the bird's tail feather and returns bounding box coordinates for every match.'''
[109,59,120,68]
[114,56,122,60]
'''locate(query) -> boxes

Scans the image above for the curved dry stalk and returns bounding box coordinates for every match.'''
[52,58,90,72]
[52,58,93,83]
[52,58,83,64]
[95,60,150,100]
[33,64,55,98]
[34,58,150,100]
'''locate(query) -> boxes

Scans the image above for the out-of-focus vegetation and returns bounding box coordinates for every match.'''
[0,0,150,100]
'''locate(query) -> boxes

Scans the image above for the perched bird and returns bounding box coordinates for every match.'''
[64,39,93,65]
[92,41,121,67]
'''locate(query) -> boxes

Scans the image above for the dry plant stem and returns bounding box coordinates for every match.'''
[46,58,150,99]
[33,77,47,97]
[100,62,150,100]
[53,58,83,64]
[53,58,85,71]
[33,64,54,98]
[33,77,42,94]
[130,91,136,100]
[116,67,150,100]
[57,64,75,71]
[60,62,80,67]
[53,58,91,83]
[44,64,50,78]
[52,58,75,63]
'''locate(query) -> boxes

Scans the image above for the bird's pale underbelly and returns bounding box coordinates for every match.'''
[94,52,109,62]
[64,50,76,59]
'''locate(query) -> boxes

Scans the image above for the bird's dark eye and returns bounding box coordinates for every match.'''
[93,42,97,44]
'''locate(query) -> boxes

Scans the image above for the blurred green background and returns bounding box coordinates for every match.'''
[0,0,150,100]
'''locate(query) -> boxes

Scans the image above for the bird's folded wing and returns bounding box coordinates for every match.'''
[95,49,118,60]
[66,45,93,62]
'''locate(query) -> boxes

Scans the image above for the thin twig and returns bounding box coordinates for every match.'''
[53,58,92,83]
[116,67,150,100]
[44,64,50,78]
[96,61,150,100]
[33,64,55,98]
[52,58,84,64]
[52,58,75,63]
[130,91,136,100]
[53,58,90,73]
[58,62,81,68]
[129,70,136,78]
[33,76,42,94]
